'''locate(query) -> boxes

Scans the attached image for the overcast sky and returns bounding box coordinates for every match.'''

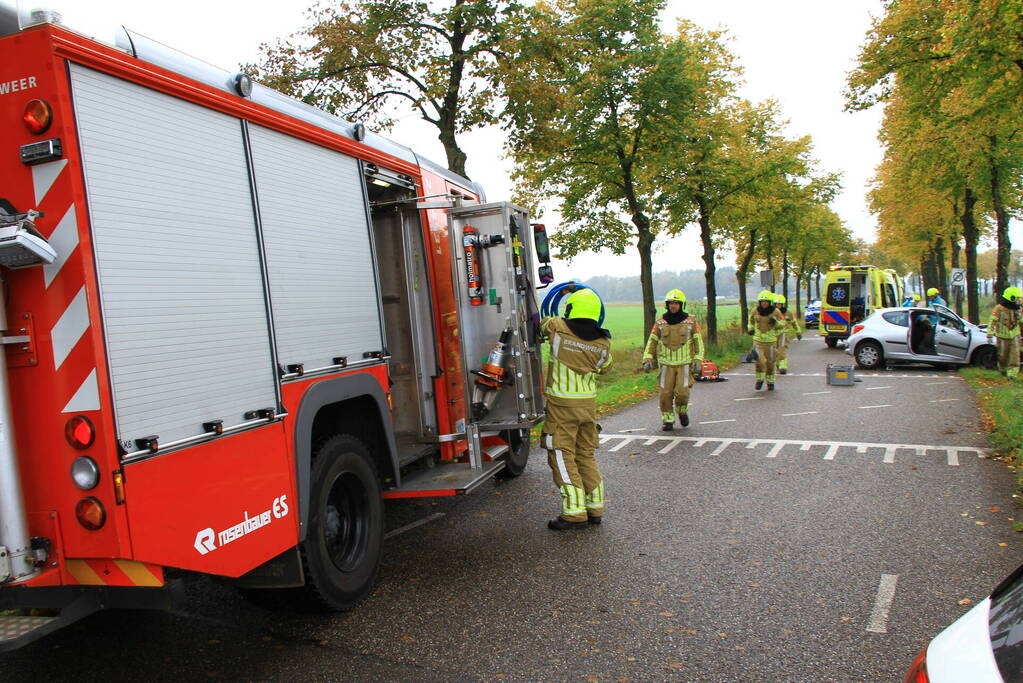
[38,1,1020,281]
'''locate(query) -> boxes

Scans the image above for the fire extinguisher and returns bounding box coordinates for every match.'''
[471,328,512,420]
[463,225,483,306]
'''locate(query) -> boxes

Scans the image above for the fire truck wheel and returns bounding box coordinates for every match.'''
[825,337,839,349]
[495,428,530,479]
[300,434,383,611]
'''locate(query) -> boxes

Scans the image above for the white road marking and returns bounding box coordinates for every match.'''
[866,386,892,391]
[782,411,818,417]
[866,574,899,634]
[734,397,765,402]
[700,419,736,424]
[658,440,682,454]
[728,372,948,379]
[929,398,960,403]
[599,434,986,465]
[925,381,949,386]
[384,512,446,540]
[620,428,646,433]
[643,438,658,445]
[803,391,831,396]
[858,404,893,410]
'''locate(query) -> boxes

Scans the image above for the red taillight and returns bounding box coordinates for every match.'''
[852,324,865,335]
[23,99,53,134]
[65,415,95,449]
[903,646,928,683]
[75,497,106,530]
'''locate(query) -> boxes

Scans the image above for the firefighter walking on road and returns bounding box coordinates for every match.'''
[643,289,704,430]
[988,286,1022,379]
[748,290,786,390]
[540,288,614,530]
[773,294,802,375]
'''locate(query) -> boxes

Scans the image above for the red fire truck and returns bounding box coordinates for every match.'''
[0,6,549,649]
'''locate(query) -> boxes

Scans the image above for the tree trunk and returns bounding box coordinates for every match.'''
[959,187,980,323]
[696,193,717,343]
[988,147,1012,296]
[815,267,821,298]
[782,249,789,303]
[934,236,948,296]
[737,229,758,331]
[438,126,468,178]
[636,219,656,337]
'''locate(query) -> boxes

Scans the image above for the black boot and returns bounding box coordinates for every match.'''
[587,516,602,525]
[678,412,690,427]
[755,380,764,390]
[548,517,588,531]
[779,369,787,375]
[661,422,674,431]
[767,383,775,391]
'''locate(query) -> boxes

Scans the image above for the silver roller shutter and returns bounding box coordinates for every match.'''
[70,64,277,449]
[247,125,383,371]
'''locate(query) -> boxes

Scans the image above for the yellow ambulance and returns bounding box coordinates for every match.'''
[820,265,901,347]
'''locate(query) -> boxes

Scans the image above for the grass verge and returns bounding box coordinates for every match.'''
[960,366,1023,527]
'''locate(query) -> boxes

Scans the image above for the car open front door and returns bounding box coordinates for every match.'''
[934,311,970,360]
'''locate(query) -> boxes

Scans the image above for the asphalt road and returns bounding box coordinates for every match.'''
[4,337,1019,681]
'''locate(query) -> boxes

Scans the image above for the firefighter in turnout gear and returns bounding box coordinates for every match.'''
[748,290,786,390]
[540,288,614,530]
[643,289,704,430]
[773,293,802,375]
[988,286,1022,379]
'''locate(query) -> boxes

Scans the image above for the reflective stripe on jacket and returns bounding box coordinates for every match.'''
[541,317,613,400]
[748,307,785,343]
[989,304,1022,339]
[643,317,704,365]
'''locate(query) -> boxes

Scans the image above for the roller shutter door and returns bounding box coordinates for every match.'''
[70,64,277,450]
[247,124,382,371]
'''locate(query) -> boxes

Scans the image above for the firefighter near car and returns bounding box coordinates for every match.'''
[773,293,803,375]
[988,287,1023,379]
[748,291,786,390]
[540,288,613,531]
[642,289,704,430]
[0,10,550,650]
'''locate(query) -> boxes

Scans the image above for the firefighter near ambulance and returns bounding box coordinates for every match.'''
[748,291,786,390]
[642,289,704,430]
[540,288,613,530]
[988,286,1023,379]
[773,294,803,375]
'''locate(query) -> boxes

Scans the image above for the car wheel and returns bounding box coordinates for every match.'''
[298,434,383,611]
[972,345,997,370]
[495,428,530,479]
[854,341,884,370]
[825,337,838,349]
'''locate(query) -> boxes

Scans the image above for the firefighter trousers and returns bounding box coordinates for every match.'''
[542,398,604,522]
[776,333,790,371]
[755,341,777,383]
[996,336,1020,378]
[658,363,694,423]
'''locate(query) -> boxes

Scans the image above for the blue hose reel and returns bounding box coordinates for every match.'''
[540,282,606,327]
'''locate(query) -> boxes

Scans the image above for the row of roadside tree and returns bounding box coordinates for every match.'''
[249,0,859,341]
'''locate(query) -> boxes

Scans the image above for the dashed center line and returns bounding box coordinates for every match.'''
[734,397,764,402]
[866,574,899,634]
[866,386,892,391]
[929,398,960,403]
[925,381,950,385]
[782,411,819,417]
[803,390,831,396]
[858,404,892,410]
[700,419,736,424]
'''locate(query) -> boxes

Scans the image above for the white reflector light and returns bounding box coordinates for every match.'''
[71,457,100,490]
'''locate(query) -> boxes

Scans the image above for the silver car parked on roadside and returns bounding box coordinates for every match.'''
[845,303,997,370]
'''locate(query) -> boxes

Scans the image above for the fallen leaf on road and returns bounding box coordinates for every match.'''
[627,657,637,662]
[401,636,415,643]
[959,599,973,606]
[999,543,1009,547]
[669,663,685,670]
[976,521,988,526]
[840,617,851,622]
[659,612,675,617]
[318,640,329,646]
[586,674,598,682]
[992,506,1001,513]
[717,632,728,638]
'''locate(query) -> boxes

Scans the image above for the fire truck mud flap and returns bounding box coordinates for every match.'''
[0,584,179,652]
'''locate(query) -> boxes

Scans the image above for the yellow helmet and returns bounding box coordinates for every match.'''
[926,287,939,297]
[757,290,774,303]
[1004,286,1023,301]
[664,289,686,308]
[774,294,786,305]
[912,293,921,302]
[564,288,602,321]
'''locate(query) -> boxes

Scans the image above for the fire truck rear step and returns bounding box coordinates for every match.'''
[0,594,100,652]
[383,460,506,498]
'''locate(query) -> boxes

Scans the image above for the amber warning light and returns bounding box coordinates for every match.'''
[23,99,52,135]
